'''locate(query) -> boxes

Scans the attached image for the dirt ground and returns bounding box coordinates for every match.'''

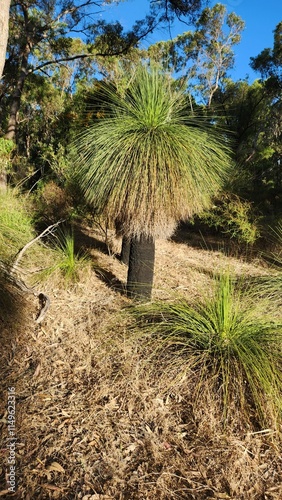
[1,225,281,499]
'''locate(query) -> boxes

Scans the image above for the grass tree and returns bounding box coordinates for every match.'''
[74,66,232,300]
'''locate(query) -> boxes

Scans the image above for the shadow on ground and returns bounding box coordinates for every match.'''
[94,266,126,295]
[171,222,259,260]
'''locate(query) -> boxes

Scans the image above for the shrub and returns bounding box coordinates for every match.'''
[249,220,282,306]
[199,193,261,245]
[0,137,15,175]
[32,180,72,223]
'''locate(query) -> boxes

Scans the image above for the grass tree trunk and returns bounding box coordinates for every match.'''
[127,234,155,300]
[120,236,131,265]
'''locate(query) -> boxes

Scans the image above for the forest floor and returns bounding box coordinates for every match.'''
[0,223,282,499]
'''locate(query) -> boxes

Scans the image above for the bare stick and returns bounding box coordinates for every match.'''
[11,220,64,274]
[9,220,64,324]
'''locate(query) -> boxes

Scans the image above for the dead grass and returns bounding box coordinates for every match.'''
[1,226,281,499]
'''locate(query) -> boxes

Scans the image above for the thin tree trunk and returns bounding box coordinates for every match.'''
[120,236,131,265]
[0,0,11,81]
[127,234,155,300]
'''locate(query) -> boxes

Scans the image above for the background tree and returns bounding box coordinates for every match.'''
[0,0,206,190]
[2,0,206,142]
[172,3,245,106]
[74,66,232,299]
[212,21,282,220]
[250,21,282,90]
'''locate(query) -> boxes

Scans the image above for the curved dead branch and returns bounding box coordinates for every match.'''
[8,221,64,323]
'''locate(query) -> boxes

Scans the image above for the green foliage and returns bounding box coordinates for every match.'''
[250,21,282,86]
[38,227,89,283]
[199,193,260,244]
[0,189,34,262]
[132,273,282,428]
[0,138,15,174]
[249,221,282,305]
[214,62,282,218]
[161,4,245,105]
[0,138,15,156]
[74,65,232,240]
[32,180,72,223]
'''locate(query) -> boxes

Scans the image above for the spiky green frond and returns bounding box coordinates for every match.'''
[74,66,232,239]
[132,273,282,427]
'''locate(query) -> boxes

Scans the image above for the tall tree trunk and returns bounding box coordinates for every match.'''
[5,47,29,141]
[127,234,155,300]
[120,236,131,265]
[1,41,29,189]
[0,0,11,81]
[0,0,10,191]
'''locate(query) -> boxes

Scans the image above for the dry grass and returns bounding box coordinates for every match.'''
[1,225,282,499]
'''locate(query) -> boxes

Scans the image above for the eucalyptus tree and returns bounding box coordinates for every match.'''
[2,0,206,143]
[172,3,245,106]
[250,21,282,88]
[74,66,232,300]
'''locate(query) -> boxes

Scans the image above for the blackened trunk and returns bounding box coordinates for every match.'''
[2,44,29,188]
[127,234,155,301]
[120,236,131,265]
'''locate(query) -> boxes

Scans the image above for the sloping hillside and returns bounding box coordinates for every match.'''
[1,225,281,499]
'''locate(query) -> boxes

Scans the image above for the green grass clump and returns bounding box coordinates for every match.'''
[0,189,35,262]
[38,227,89,283]
[132,273,282,429]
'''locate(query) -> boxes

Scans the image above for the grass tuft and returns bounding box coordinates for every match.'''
[36,227,90,283]
[131,273,282,429]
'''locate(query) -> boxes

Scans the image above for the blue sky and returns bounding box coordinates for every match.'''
[101,0,282,82]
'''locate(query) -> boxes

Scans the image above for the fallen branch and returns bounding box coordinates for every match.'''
[11,220,64,274]
[9,220,64,323]
[36,293,51,324]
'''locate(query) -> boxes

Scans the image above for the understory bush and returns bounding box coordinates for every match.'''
[0,138,15,176]
[198,193,261,245]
